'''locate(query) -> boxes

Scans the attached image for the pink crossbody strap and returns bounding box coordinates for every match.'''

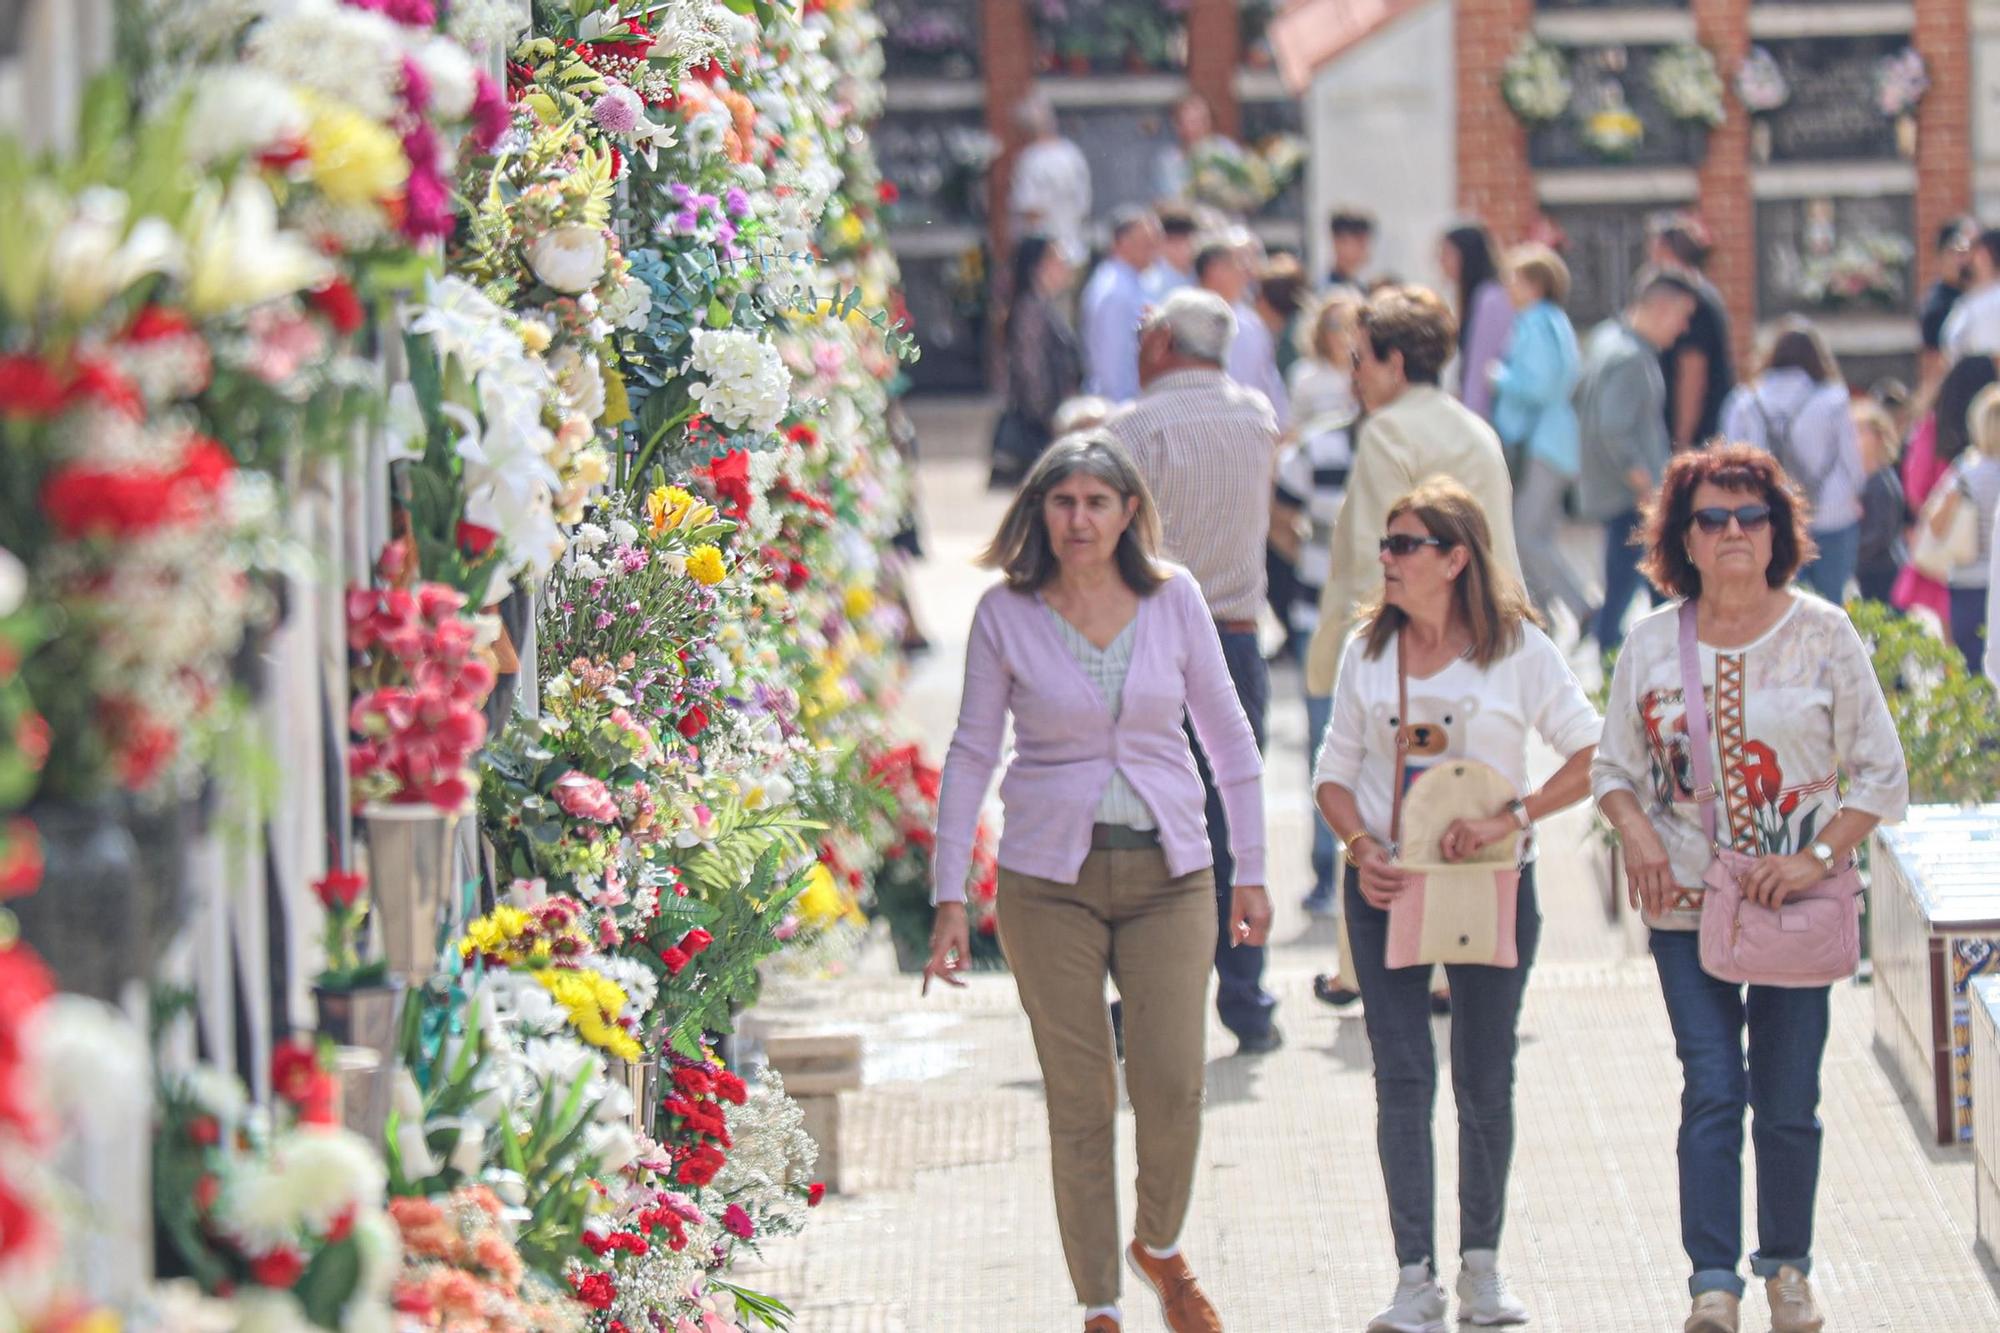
[1676,600,1721,849]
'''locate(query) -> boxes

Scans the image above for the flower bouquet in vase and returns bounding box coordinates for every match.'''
[310,866,404,1062]
[348,558,496,984]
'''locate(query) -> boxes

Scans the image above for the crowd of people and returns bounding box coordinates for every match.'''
[922,192,2000,1333]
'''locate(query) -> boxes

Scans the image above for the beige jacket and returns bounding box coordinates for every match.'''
[1303,385,1523,696]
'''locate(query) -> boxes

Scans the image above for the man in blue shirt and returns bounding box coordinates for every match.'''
[1080,206,1161,404]
[1144,204,1198,300]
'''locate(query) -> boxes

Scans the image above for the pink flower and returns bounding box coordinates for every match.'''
[471,70,510,151]
[552,771,619,823]
[722,1204,754,1239]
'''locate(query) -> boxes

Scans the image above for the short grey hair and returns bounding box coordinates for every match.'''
[1014,92,1056,138]
[1144,288,1236,365]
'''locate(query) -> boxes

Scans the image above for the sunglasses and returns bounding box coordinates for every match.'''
[1379,534,1452,557]
[1689,504,1772,535]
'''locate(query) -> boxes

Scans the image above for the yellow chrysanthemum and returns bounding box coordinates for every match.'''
[535,968,642,1061]
[300,94,410,207]
[843,585,876,619]
[459,905,532,960]
[797,861,863,928]
[687,545,727,586]
[834,213,864,247]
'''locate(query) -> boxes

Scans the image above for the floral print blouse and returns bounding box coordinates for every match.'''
[1591,593,1909,930]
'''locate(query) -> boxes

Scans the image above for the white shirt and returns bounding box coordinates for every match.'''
[1943,283,2000,360]
[1986,491,2000,689]
[1313,624,1602,860]
[1010,137,1093,262]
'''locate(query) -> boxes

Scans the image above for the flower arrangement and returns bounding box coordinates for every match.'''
[1650,43,1726,129]
[389,1186,578,1331]
[346,568,495,812]
[312,867,384,990]
[1184,135,1306,217]
[1581,95,1646,160]
[1875,47,1930,119]
[1501,37,1573,126]
[1795,230,1915,310]
[1735,45,1790,114]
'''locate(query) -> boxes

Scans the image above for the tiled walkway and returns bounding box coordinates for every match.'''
[741,451,2000,1331]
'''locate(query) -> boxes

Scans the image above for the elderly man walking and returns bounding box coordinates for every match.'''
[1301,286,1522,1013]
[1109,288,1284,1054]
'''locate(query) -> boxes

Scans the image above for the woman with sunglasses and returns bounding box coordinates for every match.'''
[1593,444,1907,1333]
[1313,478,1599,1332]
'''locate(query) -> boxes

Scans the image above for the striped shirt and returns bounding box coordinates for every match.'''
[1275,413,1357,636]
[1044,607,1157,830]
[1108,368,1280,623]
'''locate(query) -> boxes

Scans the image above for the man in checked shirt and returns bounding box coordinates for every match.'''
[1108,287,1285,1055]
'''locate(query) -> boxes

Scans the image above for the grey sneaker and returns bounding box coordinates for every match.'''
[1765,1267,1823,1333]
[1684,1291,1740,1333]
[1455,1250,1529,1326]
[1367,1263,1447,1333]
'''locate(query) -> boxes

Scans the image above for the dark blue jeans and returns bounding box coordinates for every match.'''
[1305,692,1336,899]
[1949,585,1987,676]
[1188,628,1275,1040]
[1345,863,1542,1268]
[1598,508,1658,650]
[1649,929,1832,1298]
[1799,522,1859,606]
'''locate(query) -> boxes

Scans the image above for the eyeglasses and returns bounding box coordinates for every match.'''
[1379,534,1452,557]
[1689,504,1772,535]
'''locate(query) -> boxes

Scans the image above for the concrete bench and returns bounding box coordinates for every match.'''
[1871,807,2000,1146]
[765,1029,863,1193]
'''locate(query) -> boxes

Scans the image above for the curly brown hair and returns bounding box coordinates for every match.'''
[1638,443,1817,600]
[1358,285,1457,385]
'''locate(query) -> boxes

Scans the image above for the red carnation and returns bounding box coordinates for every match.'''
[722,1204,755,1238]
[699,449,756,520]
[807,1181,826,1207]
[270,1038,336,1125]
[784,423,818,447]
[679,927,713,957]
[569,1272,617,1311]
[676,706,709,740]
[308,278,366,336]
[712,1069,748,1105]
[251,1247,305,1289]
[0,355,71,419]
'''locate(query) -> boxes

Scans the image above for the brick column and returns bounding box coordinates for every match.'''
[984,0,1036,255]
[1454,0,1536,244]
[1691,0,1753,373]
[1914,0,1973,292]
[1187,0,1244,139]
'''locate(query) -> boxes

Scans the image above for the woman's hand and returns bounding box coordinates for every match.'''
[922,903,970,996]
[1439,814,1516,864]
[1229,884,1273,948]
[1352,840,1414,910]
[1615,817,1677,919]
[1740,851,1826,908]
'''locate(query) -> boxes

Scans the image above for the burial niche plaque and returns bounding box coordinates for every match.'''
[1761,36,1904,163]
[1754,193,1914,320]
[1543,202,1663,331]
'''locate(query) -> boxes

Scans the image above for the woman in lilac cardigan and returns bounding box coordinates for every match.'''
[927,432,1269,1333]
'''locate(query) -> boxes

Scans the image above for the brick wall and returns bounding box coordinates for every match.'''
[1691,0,1753,373]
[1187,0,1244,139]
[1455,0,1536,245]
[983,0,1035,253]
[1914,0,1973,292]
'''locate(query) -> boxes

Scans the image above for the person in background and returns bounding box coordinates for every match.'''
[1850,399,1908,607]
[1241,255,1301,426]
[1868,377,1912,440]
[1288,290,1362,427]
[928,433,1267,1333]
[1317,479,1600,1333]
[1924,383,2000,672]
[1153,92,1217,204]
[1718,318,1864,604]
[1008,93,1093,270]
[1080,207,1161,405]
[1145,204,1200,299]
[1894,355,1998,625]
[1440,222,1513,421]
[1575,270,1700,650]
[1919,217,1975,384]
[992,234,1084,487]
[1303,285,1522,1016]
[1942,229,2000,360]
[1648,213,1736,452]
[1326,207,1376,293]
[1109,288,1286,1055]
[1054,395,1117,437]
[1595,444,1907,1333]
[1489,242,1591,635]
[1276,293,1362,916]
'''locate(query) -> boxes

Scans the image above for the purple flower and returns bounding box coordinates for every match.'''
[723,187,750,218]
[595,611,616,629]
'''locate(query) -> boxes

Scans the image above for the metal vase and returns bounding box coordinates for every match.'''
[314,980,407,1056]
[360,805,463,982]
[612,1057,657,1135]
[11,799,145,1002]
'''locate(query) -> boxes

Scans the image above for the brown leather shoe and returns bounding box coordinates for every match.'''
[1083,1318,1121,1333]
[1125,1242,1223,1332]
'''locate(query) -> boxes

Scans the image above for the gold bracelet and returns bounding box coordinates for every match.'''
[1343,830,1377,855]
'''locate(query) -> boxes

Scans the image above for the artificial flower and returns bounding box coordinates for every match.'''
[527,224,611,295]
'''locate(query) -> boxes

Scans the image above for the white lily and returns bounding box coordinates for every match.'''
[44,186,186,321]
[182,176,331,317]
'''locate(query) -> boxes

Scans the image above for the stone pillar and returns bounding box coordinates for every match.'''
[1691,0,1754,372]
[1915,0,1973,292]
[1454,0,1536,244]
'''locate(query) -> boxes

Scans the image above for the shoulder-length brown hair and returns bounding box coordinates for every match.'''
[1358,478,1542,667]
[1638,442,1816,600]
[977,431,1172,594]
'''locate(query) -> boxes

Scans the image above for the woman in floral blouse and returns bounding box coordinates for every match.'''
[1593,443,1907,1333]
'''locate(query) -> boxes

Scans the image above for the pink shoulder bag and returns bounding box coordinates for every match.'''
[1677,601,1862,987]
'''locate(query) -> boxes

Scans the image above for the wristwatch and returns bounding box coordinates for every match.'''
[1505,797,1532,831]
[1809,840,1839,876]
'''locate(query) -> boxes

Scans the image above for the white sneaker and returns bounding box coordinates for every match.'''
[1455,1250,1530,1326]
[1367,1263,1448,1333]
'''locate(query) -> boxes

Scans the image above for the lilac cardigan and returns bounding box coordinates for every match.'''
[1459,280,1515,421]
[932,569,1266,904]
